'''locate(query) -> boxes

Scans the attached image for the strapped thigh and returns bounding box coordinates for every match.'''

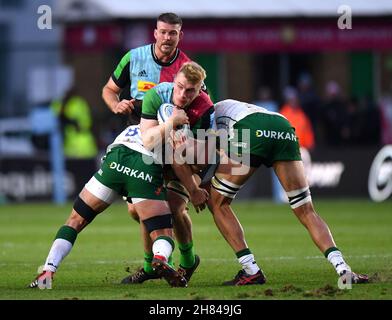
[211,175,242,199]
[73,196,98,223]
[142,214,173,233]
[85,176,117,204]
[287,186,312,209]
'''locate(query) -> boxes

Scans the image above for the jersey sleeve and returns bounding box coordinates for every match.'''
[141,88,163,120]
[111,51,131,88]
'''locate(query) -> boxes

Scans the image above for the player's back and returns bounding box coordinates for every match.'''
[214,99,284,130]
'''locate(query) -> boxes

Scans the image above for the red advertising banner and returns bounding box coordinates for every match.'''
[65,20,392,53]
[65,24,123,52]
[178,22,392,52]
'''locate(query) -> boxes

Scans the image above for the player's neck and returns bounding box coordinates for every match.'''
[154,45,176,63]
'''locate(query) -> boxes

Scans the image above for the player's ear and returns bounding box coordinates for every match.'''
[179,30,184,40]
[154,28,158,40]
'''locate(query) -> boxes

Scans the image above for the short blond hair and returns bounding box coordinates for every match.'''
[177,61,206,85]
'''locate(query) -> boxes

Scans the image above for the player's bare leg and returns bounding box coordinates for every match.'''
[273,160,335,252]
[168,190,192,244]
[121,202,161,284]
[273,160,368,283]
[207,159,265,285]
[127,202,139,221]
[123,180,198,284]
[208,189,248,253]
[167,188,200,282]
[134,199,187,287]
[128,202,154,267]
[207,156,256,252]
[29,188,110,288]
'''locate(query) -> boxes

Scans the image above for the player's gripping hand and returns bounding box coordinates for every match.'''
[190,187,209,213]
[170,107,189,128]
[113,99,135,114]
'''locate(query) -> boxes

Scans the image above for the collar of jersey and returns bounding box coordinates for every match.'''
[151,44,180,67]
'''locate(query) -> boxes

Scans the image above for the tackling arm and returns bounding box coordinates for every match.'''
[140,107,189,150]
[170,137,209,212]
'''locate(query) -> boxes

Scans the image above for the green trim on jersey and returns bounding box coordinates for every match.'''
[94,145,166,201]
[113,51,131,82]
[141,89,165,119]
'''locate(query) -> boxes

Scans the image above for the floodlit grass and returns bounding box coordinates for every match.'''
[0,199,391,300]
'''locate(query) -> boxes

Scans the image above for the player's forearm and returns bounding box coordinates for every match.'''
[171,161,199,193]
[102,85,119,113]
[141,120,173,150]
[172,161,208,212]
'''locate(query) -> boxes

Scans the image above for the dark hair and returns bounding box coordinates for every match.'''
[157,13,182,27]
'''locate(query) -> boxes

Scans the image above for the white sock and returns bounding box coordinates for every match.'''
[238,254,260,275]
[327,250,351,275]
[43,239,73,272]
[152,238,173,261]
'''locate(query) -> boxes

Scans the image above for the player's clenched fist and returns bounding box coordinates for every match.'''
[113,99,135,114]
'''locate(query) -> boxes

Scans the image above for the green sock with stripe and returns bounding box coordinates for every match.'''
[144,251,174,274]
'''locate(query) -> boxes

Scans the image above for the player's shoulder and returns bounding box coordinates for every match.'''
[132,43,152,51]
[144,82,173,105]
[178,49,192,62]
[130,44,153,56]
[153,82,174,93]
[193,90,214,107]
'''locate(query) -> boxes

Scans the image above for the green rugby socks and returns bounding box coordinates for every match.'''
[179,241,195,268]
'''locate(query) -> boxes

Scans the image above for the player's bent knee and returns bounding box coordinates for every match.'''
[211,175,242,199]
[142,214,173,233]
[73,196,99,223]
[287,187,312,209]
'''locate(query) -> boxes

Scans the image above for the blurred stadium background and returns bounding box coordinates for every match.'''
[0,0,392,202]
[0,0,391,300]
[1,0,391,204]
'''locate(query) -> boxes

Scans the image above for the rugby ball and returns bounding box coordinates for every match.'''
[157,103,175,125]
[157,103,190,132]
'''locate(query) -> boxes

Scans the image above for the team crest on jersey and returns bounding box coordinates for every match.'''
[137,80,156,92]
